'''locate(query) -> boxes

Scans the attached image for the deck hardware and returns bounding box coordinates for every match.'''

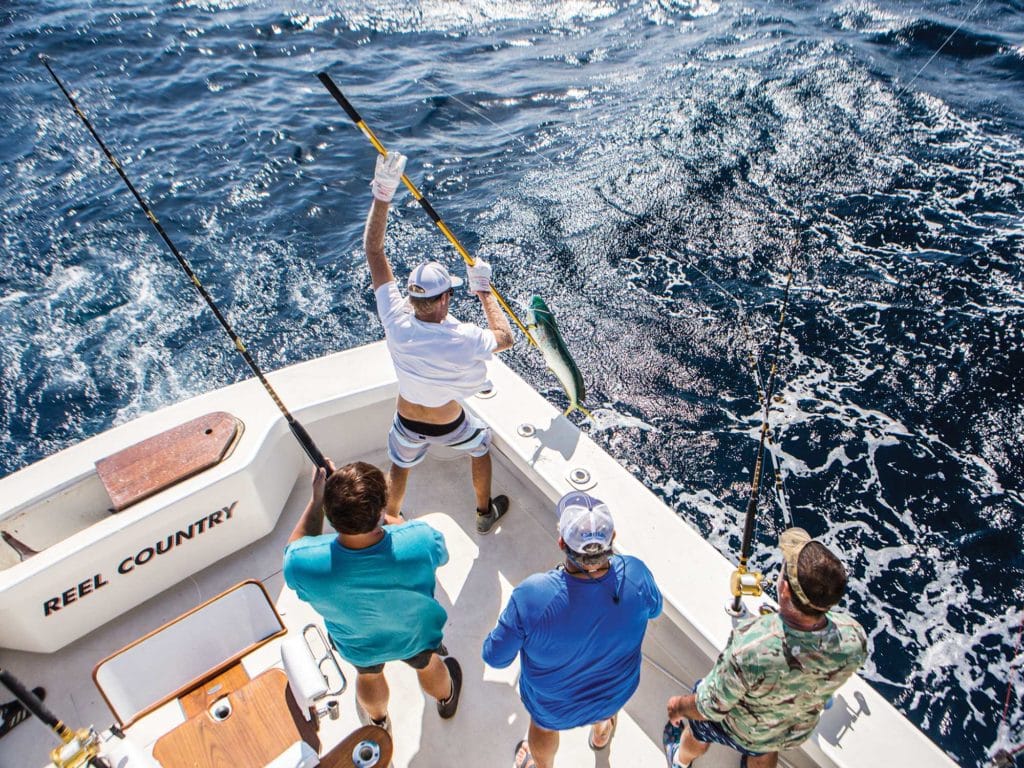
[353,739,382,767]
[567,467,596,490]
[517,423,536,438]
[209,697,232,721]
[476,388,497,399]
[304,623,348,697]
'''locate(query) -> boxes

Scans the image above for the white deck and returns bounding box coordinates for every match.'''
[0,342,956,767]
[0,449,733,768]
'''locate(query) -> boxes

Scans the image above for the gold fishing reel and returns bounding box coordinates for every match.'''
[725,564,766,617]
[729,565,765,599]
[49,725,104,768]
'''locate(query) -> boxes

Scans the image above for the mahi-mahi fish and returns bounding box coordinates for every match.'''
[526,295,591,418]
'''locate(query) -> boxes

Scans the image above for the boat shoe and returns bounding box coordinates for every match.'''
[477,495,510,534]
[437,656,462,719]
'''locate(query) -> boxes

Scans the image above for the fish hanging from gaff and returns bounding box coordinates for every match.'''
[526,296,591,418]
[318,72,592,421]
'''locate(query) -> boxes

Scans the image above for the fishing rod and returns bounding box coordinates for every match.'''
[316,72,537,348]
[728,247,796,616]
[0,668,109,767]
[41,56,330,473]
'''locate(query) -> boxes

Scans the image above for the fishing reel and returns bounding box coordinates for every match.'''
[0,667,108,768]
[50,726,106,768]
[725,565,766,617]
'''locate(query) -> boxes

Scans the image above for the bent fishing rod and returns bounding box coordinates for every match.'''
[41,57,330,473]
[317,72,537,348]
[728,248,796,616]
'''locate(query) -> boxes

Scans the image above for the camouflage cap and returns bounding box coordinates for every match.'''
[779,527,835,612]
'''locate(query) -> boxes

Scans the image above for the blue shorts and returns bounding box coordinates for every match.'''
[688,679,766,758]
[387,410,491,468]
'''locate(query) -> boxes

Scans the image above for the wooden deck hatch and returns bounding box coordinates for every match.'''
[95,411,242,511]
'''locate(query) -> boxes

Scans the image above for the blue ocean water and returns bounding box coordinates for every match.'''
[1,1,1022,764]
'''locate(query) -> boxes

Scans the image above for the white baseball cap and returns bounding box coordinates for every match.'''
[407,261,463,298]
[557,491,614,554]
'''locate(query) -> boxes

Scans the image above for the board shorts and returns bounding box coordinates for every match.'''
[687,679,766,757]
[387,410,491,468]
[352,644,445,675]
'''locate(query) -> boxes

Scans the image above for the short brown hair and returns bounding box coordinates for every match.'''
[323,462,388,535]
[409,292,447,317]
[790,541,848,618]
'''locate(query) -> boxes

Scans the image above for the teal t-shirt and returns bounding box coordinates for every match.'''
[283,520,449,667]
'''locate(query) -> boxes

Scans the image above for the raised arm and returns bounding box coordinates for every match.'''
[288,460,337,543]
[362,152,407,290]
[466,260,514,352]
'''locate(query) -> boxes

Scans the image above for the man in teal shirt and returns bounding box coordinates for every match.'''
[283,460,462,730]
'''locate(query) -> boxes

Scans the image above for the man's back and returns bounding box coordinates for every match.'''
[375,282,496,407]
[698,611,867,752]
[283,520,449,668]
[483,554,662,729]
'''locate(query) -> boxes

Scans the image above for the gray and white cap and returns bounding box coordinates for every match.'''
[557,491,614,554]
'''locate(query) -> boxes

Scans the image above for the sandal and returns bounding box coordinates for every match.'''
[663,721,691,767]
[0,687,45,739]
[588,714,617,751]
[513,739,537,768]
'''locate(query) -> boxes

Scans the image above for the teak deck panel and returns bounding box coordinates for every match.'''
[95,412,241,511]
[153,669,318,768]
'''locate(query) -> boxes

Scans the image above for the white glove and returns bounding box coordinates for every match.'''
[467,259,492,293]
[370,151,407,203]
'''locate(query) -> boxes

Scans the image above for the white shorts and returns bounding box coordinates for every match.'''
[387,410,492,468]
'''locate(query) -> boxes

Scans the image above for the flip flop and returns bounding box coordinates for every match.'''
[663,721,691,767]
[588,714,617,751]
[513,739,537,768]
[0,687,45,739]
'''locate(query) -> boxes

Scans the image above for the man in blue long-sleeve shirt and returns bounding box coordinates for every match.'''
[483,491,663,768]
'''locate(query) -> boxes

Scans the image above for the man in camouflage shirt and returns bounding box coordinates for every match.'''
[663,528,867,768]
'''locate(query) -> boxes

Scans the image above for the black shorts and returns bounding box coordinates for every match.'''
[353,645,443,675]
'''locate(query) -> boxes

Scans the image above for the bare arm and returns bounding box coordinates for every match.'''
[363,199,396,290]
[478,291,514,352]
[288,461,336,543]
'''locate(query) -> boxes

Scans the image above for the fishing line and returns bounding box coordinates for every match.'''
[895,0,988,101]
[993,611,1024,766]
[40,56,331,473]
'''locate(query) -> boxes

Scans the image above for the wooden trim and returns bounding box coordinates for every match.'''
[92,580,286,727]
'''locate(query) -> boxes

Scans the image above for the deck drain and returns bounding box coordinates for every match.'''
[475,388,497,399]
[517,423,536,437]
[208,697,232,721]
[353,739,382,767]
[567,467,595,489]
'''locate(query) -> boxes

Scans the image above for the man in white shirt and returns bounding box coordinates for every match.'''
[364,151,515,534]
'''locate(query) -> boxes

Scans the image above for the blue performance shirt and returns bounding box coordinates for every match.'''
[283,520,449,668]
[482,554,662,730]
